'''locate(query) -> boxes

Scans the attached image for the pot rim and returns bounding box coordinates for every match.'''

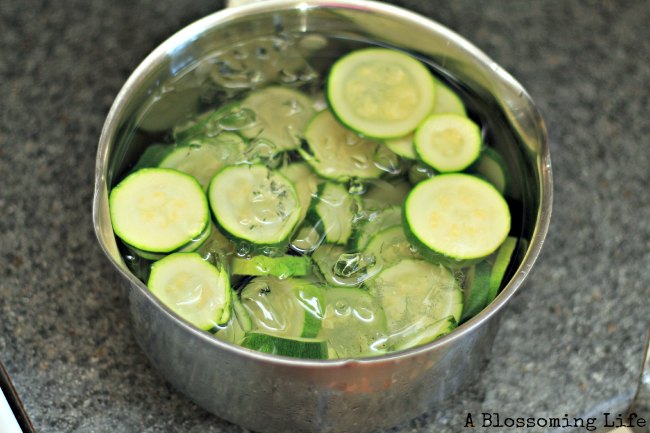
[92,0,552,368]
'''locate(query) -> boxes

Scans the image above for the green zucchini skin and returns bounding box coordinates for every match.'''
[304,182,362,246]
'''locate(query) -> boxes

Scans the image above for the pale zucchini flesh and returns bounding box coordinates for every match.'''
[240,86,315,150]
[414,113,481,173]
[148,252,231,330]
[301,109,386,180]
[208,164,301,246]
[327,48,435,138]
[368,259,463,333]
[110,168,209,253]
[405,174,511,261]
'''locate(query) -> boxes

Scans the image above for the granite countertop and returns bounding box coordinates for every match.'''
[1,0,649,432]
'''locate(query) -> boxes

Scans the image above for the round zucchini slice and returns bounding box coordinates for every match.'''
[327,48,435,138]
[148,252,231,329]
[208,164,301,247]
[404,174,511,261]
[240,86,315,150]
[109,168,209,253]
[414,113,481,173]
[300,109,386,181]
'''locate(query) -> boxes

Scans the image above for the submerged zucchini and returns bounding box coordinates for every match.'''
[148,252,231,329]
[208,164,302,248]
[301,109,387,181]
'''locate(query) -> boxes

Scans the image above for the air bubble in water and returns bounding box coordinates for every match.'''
[334,300,351,316]
[373,147,402,175]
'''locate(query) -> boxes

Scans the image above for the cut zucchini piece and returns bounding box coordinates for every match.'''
[110,168,209,253]
[432,79,466,116]
[367,259,462,333]
[414,113,481,173]
[319,287,388,358]
[312,244,380,287]
[213,295,252,345]
[362,179,411,209]
[290,222,324,254]
[240,86,315,150]
[231,255,311,279]
[363,225,421,268]
[392,316,457,351]
[405,174,511,261]
[459,261,491,322]
[407,162,435,185]
[148,252,231,329]
[240,277,323,338]
[301,109,386,181]
[469,147,510,195]
[158,133,247,189]
[487,236,518,302]
[327,48,435,138]
[308,182,361,245]
[384,135,417,159]
[208,164,301,247]
[241,332,328,359]
[348,205,402,250]
[279,162,321,225]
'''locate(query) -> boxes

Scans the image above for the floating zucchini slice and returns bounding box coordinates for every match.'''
[327,48,435,138]
[404,174,511,262]
[414,113,481,173]
[109,168,209,253]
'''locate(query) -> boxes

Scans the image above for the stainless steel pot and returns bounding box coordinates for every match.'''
[92,1,552,432]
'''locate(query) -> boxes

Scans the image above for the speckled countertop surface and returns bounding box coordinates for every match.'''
[1,0,649,432]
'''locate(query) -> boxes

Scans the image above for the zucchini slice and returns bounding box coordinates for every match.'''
[312,244,380,287]
[327,48,435,138]
[487,236,518,302]
[241,332,328,359]
[307,182,361,245]
[319,287,388,358]
[469,147,510,195]
[279,162,321,225]
[348,205,402,250]
[392,316,457,351]
[240,86,315,150]
[148,252,231,329]
[240,277,323,339]
[231,254,311,279]
[405,174,511,261]
[414,113,481,173]
[110,168,209,253]
[363,225,421,268]
[208,164,301,247]
[301,109,386,181]
[367,259,462,334]
[459,261,492,322]
[362,178,411,209]
[158,133,247,189]
[213,295,252,345]
[431,79,466,116]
